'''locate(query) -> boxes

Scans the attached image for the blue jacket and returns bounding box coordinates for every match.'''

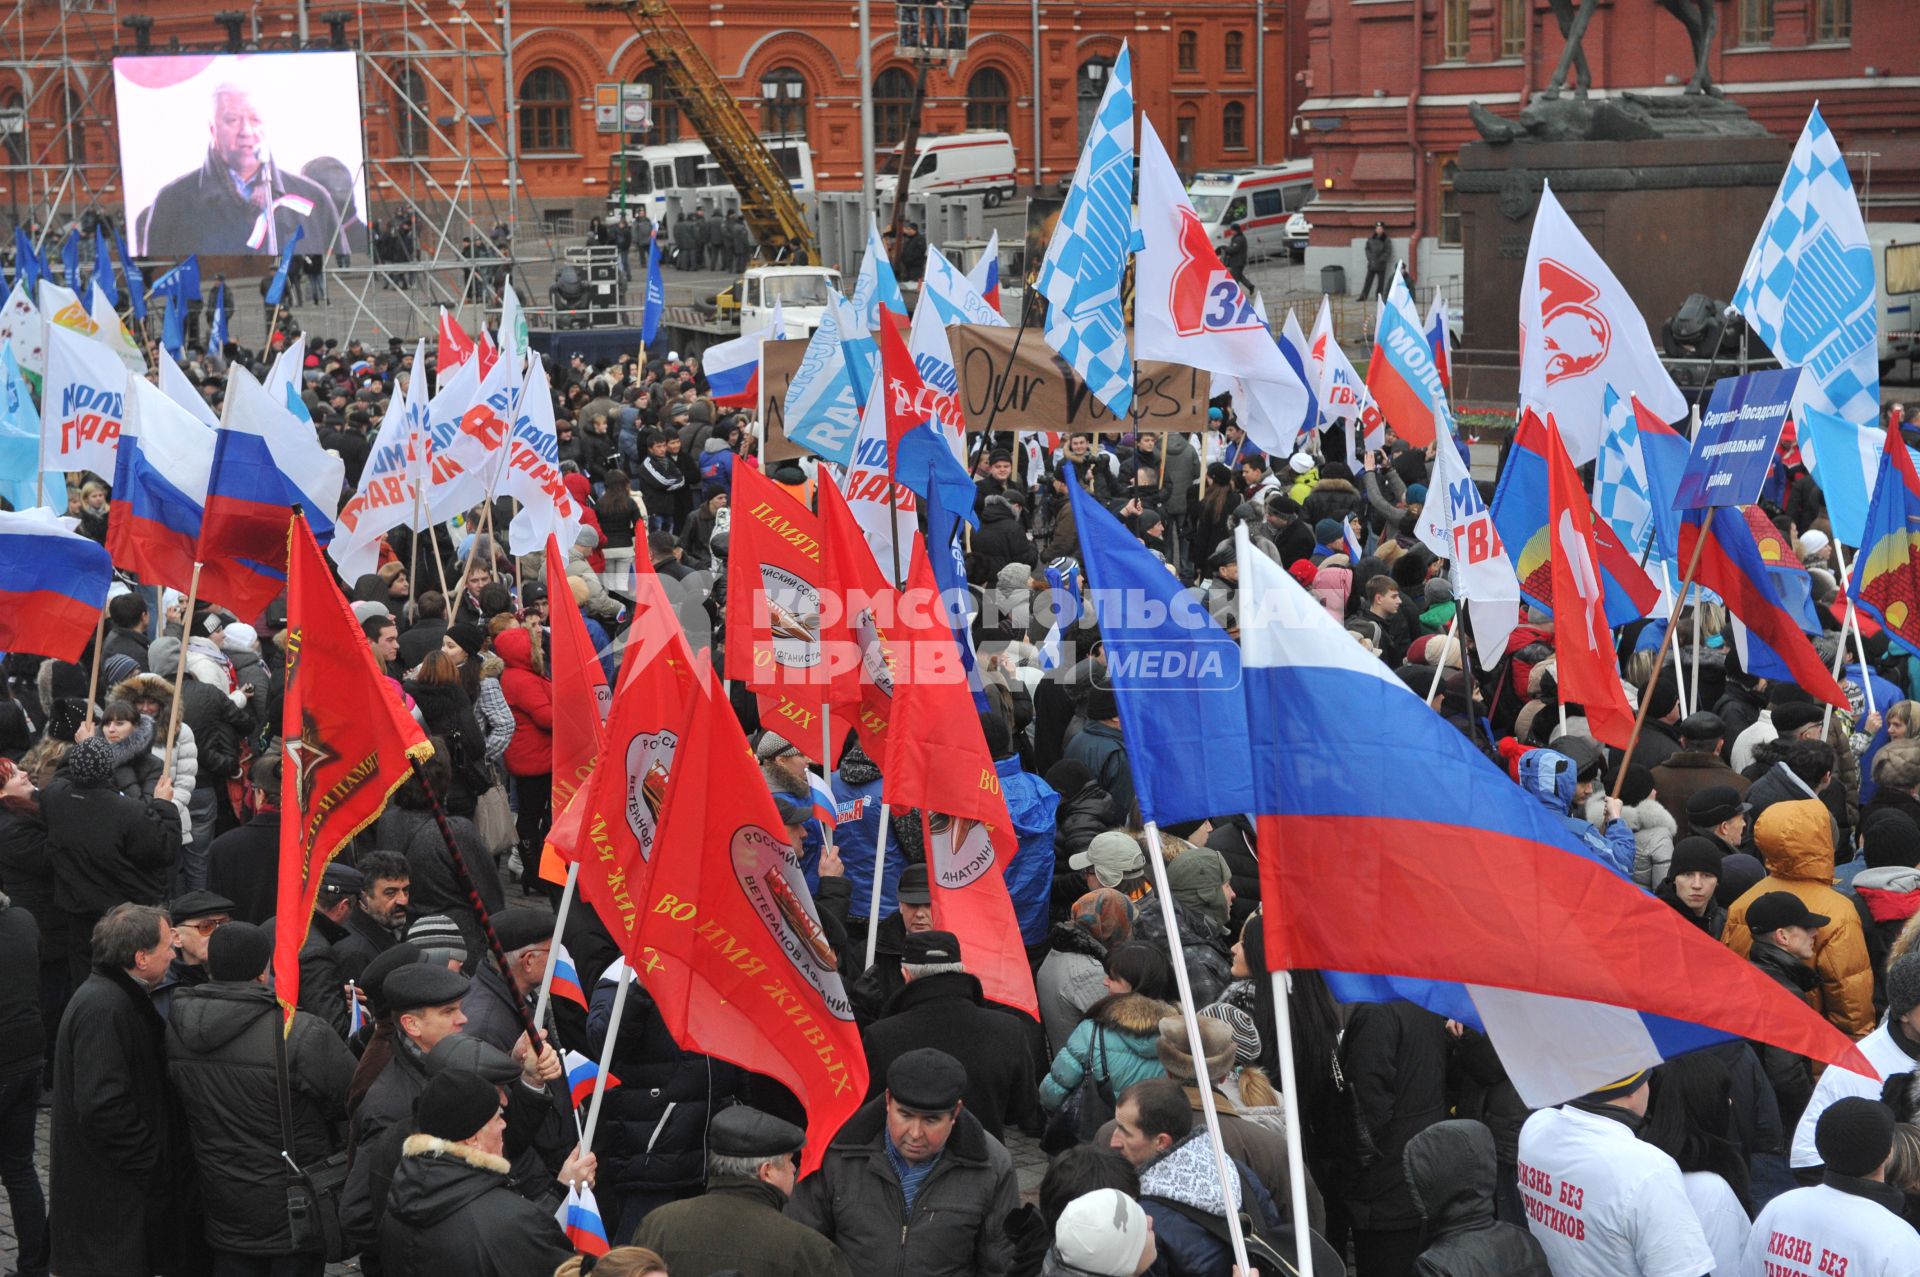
[770,791,824,891]
[832,763,897,921]
[997,756,1060,945]
[1037,992,1172,1111]
[1516,747,1636,879]
[1063,722,1132,828]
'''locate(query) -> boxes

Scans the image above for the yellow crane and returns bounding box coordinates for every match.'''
[586,0,818,263]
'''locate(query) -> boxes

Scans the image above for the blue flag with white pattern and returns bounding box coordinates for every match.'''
[210,282,228,351]
[641,232,665,348]
[265,225,304,306]
[1036,42,1135,418]
[1733,105,1878,427]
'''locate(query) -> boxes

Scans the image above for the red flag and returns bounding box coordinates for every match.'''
[817,473,897,767]
[877,307,931,471]
[641,662,867,1171]
[436,308,474,377]
[539,537,612,886]
[574,550,699,951]
[475,328,500,377]
[1543,420,1638,750]
[723,463,839,764]
[273,513,431,1026]
[888,544,1037,1016]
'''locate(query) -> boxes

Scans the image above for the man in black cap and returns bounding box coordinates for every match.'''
[1656,838,1727,938]
[1685,785,1751,858]
[1747,1098,1920,1273]
[976,446,1015,508]
[152,889,235,1018]
[859,931,1036,1141]
[849,861,934,1024]
[1631,675,1685,771]
[789,1047,1019,1277]
[1746,890,1826,1197]
[1651,711,1748,833]
[636,1106,851,1276]
[334,850,412,981]
[458,908,553,1053]
[166,921,356,1275]
[379,1069,578,1277]
[1732,684,1822,774]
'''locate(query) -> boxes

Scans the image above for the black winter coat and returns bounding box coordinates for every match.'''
[968,499,1038,587]
[374,805,506,961]
[590,969,746,1195]
[396,619,449,673]
[1749,938,1819,1135]
[861,971,1038,1141]
[51,965,186,1277]
[207,811,284,923]
[0,803,61,962]
[1403,1120,1551,1277]
[1131,890,1234,1009]
[1336,1000,1450,1230]
[378,1136,573,1277]
[403,681,486,816]
[166,981,356,1255]
[179,674,253,780]
[44,771,182,913]
[0,895,43,1076]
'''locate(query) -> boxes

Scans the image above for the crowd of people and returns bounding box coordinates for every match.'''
[7,306,1920,1277]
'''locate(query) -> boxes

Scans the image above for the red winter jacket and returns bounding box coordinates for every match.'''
[494,628,553,776]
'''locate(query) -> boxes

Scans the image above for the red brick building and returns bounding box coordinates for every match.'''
[1296,0,1920,291]
[0,1,1309,232]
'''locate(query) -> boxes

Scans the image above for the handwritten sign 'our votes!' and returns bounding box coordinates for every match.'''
[946,325,1211,435]
[1675,367,1803,509]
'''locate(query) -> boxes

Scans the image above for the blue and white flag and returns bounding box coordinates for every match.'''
[1593,386,1656,559]
[0,347,51,512]
[1038,558,1081,671]
[1800,406,1886,548]
[265,225,304,306]
[209,282,228,351]
[850,215,906,334]
[149,255,202,305]
[161,292,185,362]
[1733,105,1879,427]
[1342,516,1365,565]
[641,232,665,348]
[114,229,146,322]
[782,295,870,468]
[92,224,118,309]
[60,230,80,292]
[1037,41,1135,418]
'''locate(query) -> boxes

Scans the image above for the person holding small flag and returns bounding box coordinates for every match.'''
[634,1106,852,1277]
[458,909,556,1054]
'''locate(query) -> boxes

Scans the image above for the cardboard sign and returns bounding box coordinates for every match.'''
[947,324,1209,435]
[1675,367,1802,509]
[759,338,812,462]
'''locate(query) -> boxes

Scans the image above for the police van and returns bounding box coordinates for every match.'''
[1187,162,1315,262]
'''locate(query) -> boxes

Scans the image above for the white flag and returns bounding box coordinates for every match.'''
[1416,437,1519,663]
[505,354,585,553]
[0,283,43,378]
[157,346,218,428]
[331,347,428,581]
[89,281,145,374]
[42,322,129,476]
[1518,181,1685,464]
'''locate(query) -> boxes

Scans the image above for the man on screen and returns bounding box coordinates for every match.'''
[143,80,343,256]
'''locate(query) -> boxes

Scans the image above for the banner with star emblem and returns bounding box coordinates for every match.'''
[273,510,431,1029]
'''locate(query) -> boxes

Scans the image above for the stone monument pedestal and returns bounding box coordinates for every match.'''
[1453,126,1789,409]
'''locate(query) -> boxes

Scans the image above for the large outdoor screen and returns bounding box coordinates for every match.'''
[114,51,369,258]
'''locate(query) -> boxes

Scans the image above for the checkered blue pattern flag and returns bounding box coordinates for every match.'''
[1037,42,1135,418]
[1593,384,1655,559]
[1733,105,1878,426]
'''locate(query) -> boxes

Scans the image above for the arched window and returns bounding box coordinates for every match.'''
[1177,30,1198,71]
[0,92,24,167]
[874,67,915,149]
[759,66,808,139]
[518,66,574,154]
[1222,100,1246,150]
[965,67,1010,134]
[393,67,427,156]
[63,85,84,166]
[1225,31,1245,71]
[1076,57,1114,145]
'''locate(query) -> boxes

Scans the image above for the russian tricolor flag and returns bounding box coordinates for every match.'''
[0,507,112,663]
[1233,523,1869,1105]
[809,771,839,827]
[555,1183,610,1257]
[966,230,1002,313]
[107,376,215,597]
[703,322,774,408]
[563,1050,621,1108]
[548,941,588,1010]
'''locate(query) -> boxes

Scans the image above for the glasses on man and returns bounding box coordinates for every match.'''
[183,917,230,937]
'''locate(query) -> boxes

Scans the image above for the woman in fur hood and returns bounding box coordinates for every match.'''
[107,673,197,832]
[1039,943,1179,1114]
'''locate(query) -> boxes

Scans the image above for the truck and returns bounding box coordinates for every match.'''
[605,137,815,227]
[712,264,843,335]
[872,130,1019,208]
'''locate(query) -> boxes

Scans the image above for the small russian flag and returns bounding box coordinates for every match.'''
[549,941,588,1010]
[347,981,366,1037]
[701,322,772,408]
[563,1051,622,1108]
[556,1183,611,1257]
[808,771,839,826]
[1343,516,1365,564]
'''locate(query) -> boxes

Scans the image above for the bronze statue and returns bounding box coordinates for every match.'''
[1544,0,1720,99]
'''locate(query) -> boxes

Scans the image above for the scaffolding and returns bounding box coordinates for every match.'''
[0,0,556,345]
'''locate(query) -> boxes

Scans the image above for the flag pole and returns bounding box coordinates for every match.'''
[864,802,891,971]
[406,754,545,1058]
[1424,614,1459,710]
[1611,507,1716,797]
[532,860,581,1031]
[1834,542,1877,717]
[83,602,108,718]
[1267,969,1316,1277]
[581,968,631,1151]
[405,489,423,628]
[162,561,204,778]
[1141,821,1252,1276]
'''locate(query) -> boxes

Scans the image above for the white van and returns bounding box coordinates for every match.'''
[1187,162,1315,262]
[606,138,815,224]
[873,131,1019,207]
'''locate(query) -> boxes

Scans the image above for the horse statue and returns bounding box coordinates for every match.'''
[1543,0,1720,99]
